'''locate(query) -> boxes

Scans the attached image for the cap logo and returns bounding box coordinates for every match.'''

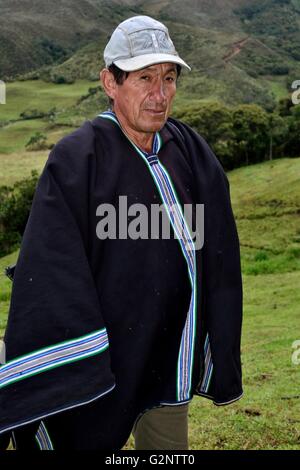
[156,31,172,50]
[132,30,174,55]
[151,32,159,52]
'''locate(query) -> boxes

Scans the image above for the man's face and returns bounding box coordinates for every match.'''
[112,63,177,133]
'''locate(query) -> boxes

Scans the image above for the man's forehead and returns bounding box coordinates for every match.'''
[137,63,177,73]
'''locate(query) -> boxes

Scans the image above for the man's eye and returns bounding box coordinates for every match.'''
[166,76,175,82]
[140,75,150,81]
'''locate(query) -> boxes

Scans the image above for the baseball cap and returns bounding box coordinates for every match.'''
[104,15,191,72]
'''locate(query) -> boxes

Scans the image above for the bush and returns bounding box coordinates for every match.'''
[20,109,46,120]
[25,132,45,149]
[174,102,272,169]
[25,132,51,151]
[36,38,69,64]
[20,107,57,121]
[77,86,101,104]
[50,73,75,84]
[173,102,293,169]
[282,108,300,157]
[0,171,39,256]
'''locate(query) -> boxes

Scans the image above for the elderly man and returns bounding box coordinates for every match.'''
[0,16,243,450]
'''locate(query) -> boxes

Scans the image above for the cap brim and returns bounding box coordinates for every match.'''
[113,53,191,72]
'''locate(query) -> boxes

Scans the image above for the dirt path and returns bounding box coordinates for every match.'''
[223,37,250,62]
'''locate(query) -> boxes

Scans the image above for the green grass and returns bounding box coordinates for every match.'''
[266,79,290,100]
[0,122,78,184]
[0,150,48,186]
[229,158,300,275]
[0,120,78,155]
[0,79,97,122]
[0,79,104,155]
[0,119,51,154]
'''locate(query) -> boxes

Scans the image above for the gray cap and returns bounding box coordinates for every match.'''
[104,15,191,72]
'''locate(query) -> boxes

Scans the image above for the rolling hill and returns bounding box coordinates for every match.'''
[0,0,300,107]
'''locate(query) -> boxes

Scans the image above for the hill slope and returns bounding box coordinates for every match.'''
[0,0,140,77]
[0,0,299,108]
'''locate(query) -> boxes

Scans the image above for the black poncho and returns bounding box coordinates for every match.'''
[0,112,243,449]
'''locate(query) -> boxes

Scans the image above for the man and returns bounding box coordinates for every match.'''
[0,16,243,450]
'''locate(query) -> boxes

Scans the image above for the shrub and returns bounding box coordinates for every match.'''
[50,73,75,84]
[20,109,46,120]
[0,171,39,256]
[25,132,50,151]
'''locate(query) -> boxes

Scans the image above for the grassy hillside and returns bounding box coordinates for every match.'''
[230,158,300,275]
[0,79,96,122]
[0,157,299,449]
[0,79,97,157]
[1,0,299,107]
[0,0,140,78]
[40,21,280,109]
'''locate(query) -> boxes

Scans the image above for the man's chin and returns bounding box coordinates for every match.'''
[140,116,168,132]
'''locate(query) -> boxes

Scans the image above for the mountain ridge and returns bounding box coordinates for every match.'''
[0,0,299,107]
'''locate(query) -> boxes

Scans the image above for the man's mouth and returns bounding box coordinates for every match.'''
[145,109,166,115]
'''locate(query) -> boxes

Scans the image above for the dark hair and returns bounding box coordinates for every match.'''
[108,63,130,85]
[106,63,181,107]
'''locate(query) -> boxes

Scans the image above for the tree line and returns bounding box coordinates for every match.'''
[172,98,299,170]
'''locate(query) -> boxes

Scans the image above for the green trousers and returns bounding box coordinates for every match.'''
[131,404,189,450]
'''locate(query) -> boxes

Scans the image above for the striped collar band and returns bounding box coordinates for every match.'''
[98,110,162,159]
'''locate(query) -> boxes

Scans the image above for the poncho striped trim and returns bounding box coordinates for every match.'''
[99,111,200,401]
[0,329,109,389]
[199,334,213,393]
[35,420,54,450]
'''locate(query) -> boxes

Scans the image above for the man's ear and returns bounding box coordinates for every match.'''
[100,68,117,101]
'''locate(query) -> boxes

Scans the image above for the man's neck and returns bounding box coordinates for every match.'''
[112,109,154,154]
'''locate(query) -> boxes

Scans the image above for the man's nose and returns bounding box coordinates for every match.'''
[151,80,167,103]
